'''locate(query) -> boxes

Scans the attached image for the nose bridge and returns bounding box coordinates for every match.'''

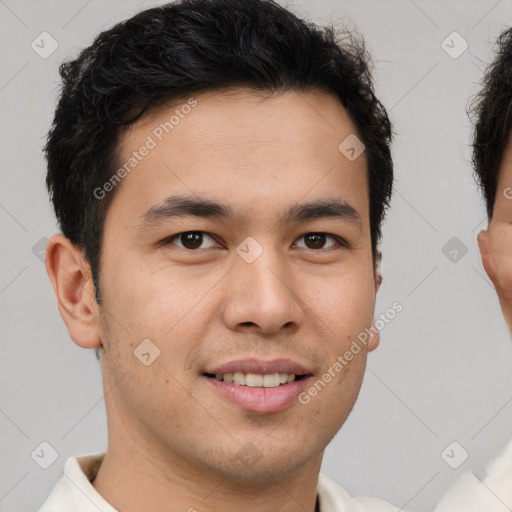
[223,238,303,333]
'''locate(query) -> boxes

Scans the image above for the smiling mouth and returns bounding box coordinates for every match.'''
[203,372,308,388]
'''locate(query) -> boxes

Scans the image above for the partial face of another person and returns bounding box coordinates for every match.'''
[479,136,512,332]
[53,88,381,481]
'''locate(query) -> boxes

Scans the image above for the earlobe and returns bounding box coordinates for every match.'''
[369,248,382,351]
[375,269,382,292]
[45,234,102,350]
[367,321,380,352]
[477,229,498,285]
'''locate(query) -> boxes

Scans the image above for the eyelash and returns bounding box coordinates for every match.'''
[163,231,347,252]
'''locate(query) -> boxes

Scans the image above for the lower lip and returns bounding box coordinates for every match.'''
[204,376,310,413]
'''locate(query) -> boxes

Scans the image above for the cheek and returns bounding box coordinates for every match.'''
[299,268,375,398]
[308,268,376,330]
[299,348,367,437]
[104,258,214,337]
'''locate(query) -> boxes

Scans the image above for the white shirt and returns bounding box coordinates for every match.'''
[38,440,512,512]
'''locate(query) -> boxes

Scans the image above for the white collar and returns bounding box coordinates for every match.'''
[37,451,352,512]
[38,439,512,512]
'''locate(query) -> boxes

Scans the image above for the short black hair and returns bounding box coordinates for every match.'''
[471,26,512,218]
[45,0,393,297]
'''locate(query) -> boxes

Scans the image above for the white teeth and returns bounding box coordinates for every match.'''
[233,372,246,385]
[262,373,280,388]
[245,374,263,387]
[213,372,298,387]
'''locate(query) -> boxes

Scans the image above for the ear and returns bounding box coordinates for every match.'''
[374,247,383,293]
[367,321,381,352]
[45,234,102,350]
[368,248,382,352]
[477,229,498,285]
[477,227,512,332]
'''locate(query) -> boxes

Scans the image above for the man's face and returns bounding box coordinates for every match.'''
[479,136,512,332]
[95,88,379,480]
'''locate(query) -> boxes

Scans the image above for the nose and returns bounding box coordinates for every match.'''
[221,248,304,335]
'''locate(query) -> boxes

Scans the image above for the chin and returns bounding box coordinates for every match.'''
[228,456,311,483]
[208,442,318,483]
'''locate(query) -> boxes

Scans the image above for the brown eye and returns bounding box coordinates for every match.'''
[295,233,340,250]
[167,231,218,250]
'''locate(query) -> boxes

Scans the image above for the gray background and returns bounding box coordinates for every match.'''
[1,0,512,510]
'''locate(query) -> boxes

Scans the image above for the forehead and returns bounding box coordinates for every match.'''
[124,87,359,148]
[109,87,369,226]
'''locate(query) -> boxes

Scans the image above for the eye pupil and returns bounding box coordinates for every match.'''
[182,231,202,249]
[305,233,326,249]
[170,231,337,252]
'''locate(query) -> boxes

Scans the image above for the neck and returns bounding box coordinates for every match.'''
[92,443,322,512]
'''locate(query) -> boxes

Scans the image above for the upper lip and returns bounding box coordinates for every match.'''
[205,358,312,376]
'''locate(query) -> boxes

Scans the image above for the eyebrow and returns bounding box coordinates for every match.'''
[140,195,362,227]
